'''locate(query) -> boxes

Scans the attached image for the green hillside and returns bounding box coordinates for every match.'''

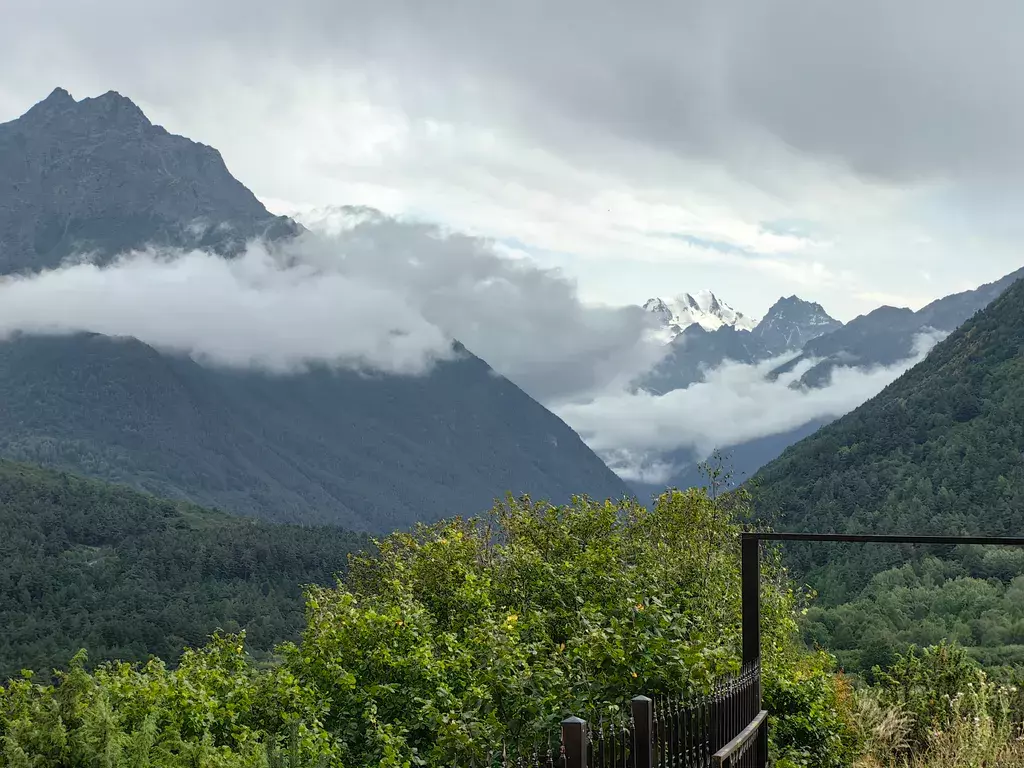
[0,460,368,680]
[750,275,1024,671]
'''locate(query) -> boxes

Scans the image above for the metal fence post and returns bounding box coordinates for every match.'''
[562,716,588,768]
[741,534,760,668]
[741,533,766,768]
[631,696,654,768]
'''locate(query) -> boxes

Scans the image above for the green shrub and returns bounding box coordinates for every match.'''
[765,650,862,768]
[873,643,1017,759]
[1,491,859,767]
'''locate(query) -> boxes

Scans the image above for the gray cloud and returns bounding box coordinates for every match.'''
[292,208,665,401]
[0,210,661,401]
[6,0,1024,185]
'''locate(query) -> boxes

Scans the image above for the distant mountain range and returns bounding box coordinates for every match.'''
[639,294,842,394]
[643,291,755,341]
[0,88,629,531]
[631,271,1024,496]
[768,267,1024,389]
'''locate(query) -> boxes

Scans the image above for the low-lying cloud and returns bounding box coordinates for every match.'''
[0,244,454,375]
[0,209,664,400]
[556,332,946,483]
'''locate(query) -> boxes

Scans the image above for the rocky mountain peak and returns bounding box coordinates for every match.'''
[751,295,842,356]
[0,87,299,274]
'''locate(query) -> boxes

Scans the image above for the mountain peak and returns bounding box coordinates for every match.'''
[764,294,830,316]
[44,87,74,105]
[643,290,755,342]
[82,90,151,126]
[15,87,76,124]
[752,295,842,355]
[0,87,299,273]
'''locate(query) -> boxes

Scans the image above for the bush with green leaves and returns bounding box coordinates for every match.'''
[1,490,860,767]
[0,635,338,767]
[765,650,862,768]
[872,643,1017,758]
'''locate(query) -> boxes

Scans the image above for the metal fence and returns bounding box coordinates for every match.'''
[481,661,767,768]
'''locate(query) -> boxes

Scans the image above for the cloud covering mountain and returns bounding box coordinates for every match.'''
[558,330,946,483]
[0,209,664,403]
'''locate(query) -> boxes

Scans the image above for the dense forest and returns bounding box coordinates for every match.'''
[0,332,627,532]
[0,460,368,680]
[746,276,1024,674]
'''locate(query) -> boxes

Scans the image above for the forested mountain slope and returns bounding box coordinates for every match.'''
[752,274,1024,603]
[0,332,629,531]
[0,459,368,680]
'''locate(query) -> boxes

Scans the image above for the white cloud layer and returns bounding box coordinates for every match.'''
[0,212,664,401]
[0,244,453,375]
[556,331,947,483]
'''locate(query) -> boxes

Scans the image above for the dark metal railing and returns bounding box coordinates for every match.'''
[712,710,767,768]
[485,662,767,768]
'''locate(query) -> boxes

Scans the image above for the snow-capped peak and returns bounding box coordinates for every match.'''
[643,291,756,341]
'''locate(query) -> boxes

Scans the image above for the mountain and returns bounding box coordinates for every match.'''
[643,291,755,342]
[0,88,630,531]
[0,458,368,680]
[638,295,841,395]
[768,268,1024,389]
[0,88,298,273]
[639,323,764,395]
[639,273,1024,499]
[750,272,1024,606]
[751,296,843,357]
[0,332,629,531]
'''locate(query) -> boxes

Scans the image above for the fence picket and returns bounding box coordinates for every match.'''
[509,663,763,768]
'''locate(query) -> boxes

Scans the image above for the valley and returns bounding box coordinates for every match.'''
[0,82,1022,768]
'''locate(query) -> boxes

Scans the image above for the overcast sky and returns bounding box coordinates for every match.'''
[4,0,1024,322]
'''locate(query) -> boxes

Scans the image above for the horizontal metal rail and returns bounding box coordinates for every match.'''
[746,532,1024,546]
[712,710,767,768]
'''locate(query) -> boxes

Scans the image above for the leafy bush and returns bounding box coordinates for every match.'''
[0,636,338,767]
[765,650,862,768]
[1,490,859,767]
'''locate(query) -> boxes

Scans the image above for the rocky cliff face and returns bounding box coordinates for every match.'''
[751,295,843,356]
[0,87,297,273]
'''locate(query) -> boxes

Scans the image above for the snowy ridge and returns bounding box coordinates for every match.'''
[643,290,756,342]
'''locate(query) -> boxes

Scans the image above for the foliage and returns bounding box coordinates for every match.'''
[0,490,856,768]
[854,643,1024,768]
[765,651,862,768]
[0,459,367,680]
[0,634,340,767]
[802,555,1024,678]
[872,644,1016,756]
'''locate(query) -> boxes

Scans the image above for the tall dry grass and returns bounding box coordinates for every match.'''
[854,687,1024,768]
